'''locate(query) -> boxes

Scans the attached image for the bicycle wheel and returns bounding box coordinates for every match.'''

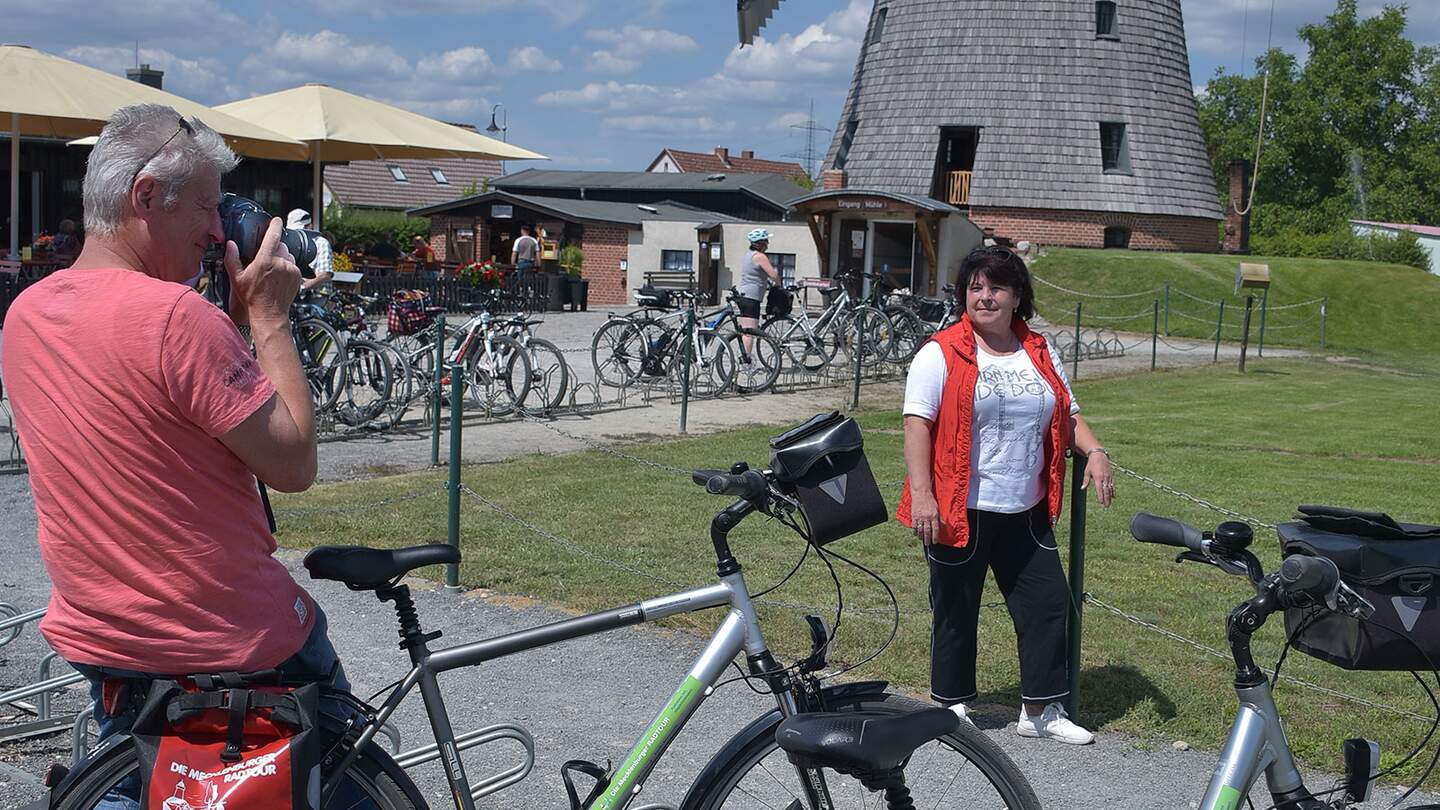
[684,692,1041,810]
[467,334,532,417]
[591,318,653,389]
[522,337,571,413]
[681,329,739,398]
[843,305,895,368]
[724,329,782,394]
[883,305,931,363]
[763,316,838,372]
[52,735,423,810]
[296,317,346,412]
[335,338,395,427]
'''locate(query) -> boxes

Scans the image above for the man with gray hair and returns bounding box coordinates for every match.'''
[2,104,349,784]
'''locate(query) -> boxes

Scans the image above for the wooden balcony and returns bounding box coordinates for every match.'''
[946,170,972,206]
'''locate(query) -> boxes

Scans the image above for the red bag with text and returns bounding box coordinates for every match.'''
[131,673,322,810]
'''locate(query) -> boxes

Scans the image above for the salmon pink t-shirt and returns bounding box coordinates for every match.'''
[2,268,314,673]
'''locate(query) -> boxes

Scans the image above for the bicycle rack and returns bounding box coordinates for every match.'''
[1,640,87,745]
[0,602,45,648]
[393,721,535,802]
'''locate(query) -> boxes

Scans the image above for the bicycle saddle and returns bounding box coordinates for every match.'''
[304,544,461,589]
[775,709,958,773]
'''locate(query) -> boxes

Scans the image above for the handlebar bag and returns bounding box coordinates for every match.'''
[132,674,323,810]
[1278,505,1440,671]
[916,297,948,324]
[765,286,794,318]
[769,412,888,545]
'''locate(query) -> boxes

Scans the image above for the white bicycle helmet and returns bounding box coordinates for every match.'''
[747,228,772,244]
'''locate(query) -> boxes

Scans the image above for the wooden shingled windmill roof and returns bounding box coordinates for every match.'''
[824,0,1223,220]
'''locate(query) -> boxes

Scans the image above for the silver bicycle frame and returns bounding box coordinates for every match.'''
[338,567,792,810]
[1200,681,1308,809]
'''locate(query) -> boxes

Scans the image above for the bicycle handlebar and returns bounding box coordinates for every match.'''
[1129,512,1203,552]
[1278,555,1340,603]
[692,468,770,500]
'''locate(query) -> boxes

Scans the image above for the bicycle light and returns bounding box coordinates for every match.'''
[1341,738,1379,803]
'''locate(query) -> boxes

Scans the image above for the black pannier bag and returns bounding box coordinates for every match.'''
[765,286,794,318]
[1278,505,1440,671]
[769,412,888,545]
[635,285,673,310]
[916,297,948,324]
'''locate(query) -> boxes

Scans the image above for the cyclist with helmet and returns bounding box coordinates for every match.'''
[737,228,781,344]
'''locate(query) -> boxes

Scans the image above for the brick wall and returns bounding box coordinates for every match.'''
[1224,160,1251,254]
[967,207,1220,253]
[580,224,631,305]
[428,216,489,264]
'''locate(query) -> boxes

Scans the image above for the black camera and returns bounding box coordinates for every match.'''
[218,193,319,278]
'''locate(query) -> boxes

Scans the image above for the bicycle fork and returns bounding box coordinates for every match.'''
[1201,681,1318,810]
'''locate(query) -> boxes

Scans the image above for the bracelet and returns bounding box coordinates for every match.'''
[1086,447,1109,457]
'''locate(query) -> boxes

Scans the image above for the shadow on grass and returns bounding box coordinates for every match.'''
[968,664,1174,731]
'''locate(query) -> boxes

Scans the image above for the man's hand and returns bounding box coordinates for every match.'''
[225,217,300,327]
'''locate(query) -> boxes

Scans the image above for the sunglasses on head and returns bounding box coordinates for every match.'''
[964,245,1021,263]
[129,117,194,190]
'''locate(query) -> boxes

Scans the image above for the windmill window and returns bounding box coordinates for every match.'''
[871,7,888,43]
[1095,1,1118,38]
[387,165,408,182]
[429,168,449,184]
[1103,226,1131,248]
[836,119,859,169]
[1099,122,1131,174]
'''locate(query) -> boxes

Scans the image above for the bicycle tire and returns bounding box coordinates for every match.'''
[296,317,346,413]
[844,305,895,368]
[680,329,739,399]
[723,329,782,394]
[590,318,652,389]
[51,734,424,810]
[682,692,1041,810]
[522,337,571,413]
[762,316,838,372]
[335,338,395,427]
[467,334,532,417]
[883,305,931,363]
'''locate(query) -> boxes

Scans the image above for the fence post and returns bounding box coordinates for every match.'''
[1257,286,1269,357]
[1163,283,1170,336]
[851,316,864,411]
[445,361,463,591]
[430,315,446,467]
[1320,297,1329,350]
[1213,300,1226,363]
[1239,295,1254,373]
[1151,299,1159,372]
[1072,302,1082,381]
[679,307,692,434]
[1065,453,1088,717]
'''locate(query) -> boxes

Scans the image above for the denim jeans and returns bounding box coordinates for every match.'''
[73,607,366,810]
[515,259,535,283]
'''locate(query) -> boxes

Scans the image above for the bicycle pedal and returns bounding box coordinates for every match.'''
[560,758,612,810]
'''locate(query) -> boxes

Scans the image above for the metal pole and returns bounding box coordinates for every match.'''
[1239,295,1254,373]
[9,113,20,260]
[1065,453,1087,717]
[1257,286,1269,357]
[1163,283,1170,336]
[851,316,863,411]
[445,361,463,591]
[1213,300,1225,363]
[1151,299,1159,372]
[679,307,692,434]
[430,315,446,467]
[1320,297,1329,350]
[1072,302,1082,381]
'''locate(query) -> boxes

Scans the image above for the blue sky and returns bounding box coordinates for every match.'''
[5,0,1437,172]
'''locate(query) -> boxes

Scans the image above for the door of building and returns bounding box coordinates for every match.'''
[697,225,723,302]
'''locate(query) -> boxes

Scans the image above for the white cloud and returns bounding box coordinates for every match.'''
[506,46,562,73]
[63,46,230,103]
[765,110,813,131]
[722,0,869,82]
[537,81,671,110]
[584,51,641,75]
[602,115,734,135]
[239,30,410,88]
[3,0,248,50]
[584,26,699,54]
[307,0,589,24]
[416,47,495,81]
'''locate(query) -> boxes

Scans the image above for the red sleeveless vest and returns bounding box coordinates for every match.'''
[896,315,1073,548]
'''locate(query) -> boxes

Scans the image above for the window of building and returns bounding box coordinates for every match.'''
[429,168,449,184]
[1096,1,1118,37]
[836,119,859,169]
[662,249,693,273]
[1103,226,1131,248]
[871,7,888,44]
[1100,122,1131,173]
[767,252,797,285]
[387,165,408,182]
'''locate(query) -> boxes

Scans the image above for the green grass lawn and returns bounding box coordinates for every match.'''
[1031,248,1440,373]
[274,358,1440,781]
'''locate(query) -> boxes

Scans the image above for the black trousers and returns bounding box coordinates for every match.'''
[926,504,1071,705]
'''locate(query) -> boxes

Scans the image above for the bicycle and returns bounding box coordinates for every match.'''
[761,272,893,373]
[49,449,1043,809]
[591,290,740,398]
[444,301,533,417]
[487,289,572,413]
[1129,513,1440,810]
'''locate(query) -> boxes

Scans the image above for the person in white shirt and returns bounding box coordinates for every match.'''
[897,245,1114,745]
[511,224,539,282]
[286,209,333,293]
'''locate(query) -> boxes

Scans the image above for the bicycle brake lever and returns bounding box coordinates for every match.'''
[1330,581,1376,620]
[1174,551,1210,565]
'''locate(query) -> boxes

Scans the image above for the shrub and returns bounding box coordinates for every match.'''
[559,244,584,276]
[1251,226,1430,270]
[323,209,431,253]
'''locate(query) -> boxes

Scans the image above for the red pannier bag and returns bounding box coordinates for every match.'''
[131,673,322,810]
[387,290,433,336]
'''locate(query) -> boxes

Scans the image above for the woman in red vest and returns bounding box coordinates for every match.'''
[897,246,1114,745]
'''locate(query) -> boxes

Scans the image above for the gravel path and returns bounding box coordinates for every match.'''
[3,474,1432,809]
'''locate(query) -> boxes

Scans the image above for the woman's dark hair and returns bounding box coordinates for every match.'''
[956,246,1035,320]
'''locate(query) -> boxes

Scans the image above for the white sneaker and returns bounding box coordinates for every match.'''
[1016,702,1094,745]
[946,702,975,726]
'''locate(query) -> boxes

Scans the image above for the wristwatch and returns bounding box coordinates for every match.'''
[1086,447,1109,457]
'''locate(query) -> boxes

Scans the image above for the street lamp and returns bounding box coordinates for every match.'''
[485,103,508,175]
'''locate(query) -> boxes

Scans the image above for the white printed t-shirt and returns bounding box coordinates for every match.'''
[903,338,1079,513]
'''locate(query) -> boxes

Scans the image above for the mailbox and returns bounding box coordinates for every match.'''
[1234,262,1271,295]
